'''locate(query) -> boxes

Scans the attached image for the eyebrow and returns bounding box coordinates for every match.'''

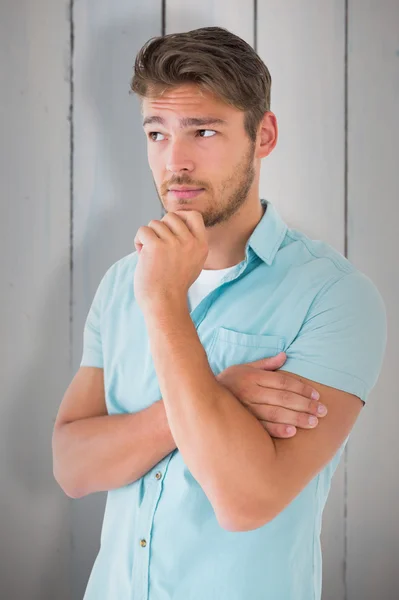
[142,116,228,128]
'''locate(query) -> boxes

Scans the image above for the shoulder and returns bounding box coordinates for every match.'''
[282,227,353,275]
[93,250,139,308]
[281,227,385,310]
[279,228,387,401]
[102,250,138,285]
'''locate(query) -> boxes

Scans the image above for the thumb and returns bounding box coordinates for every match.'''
[248,352,287,370]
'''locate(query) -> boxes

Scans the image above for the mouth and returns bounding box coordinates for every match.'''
[168,188,204,200]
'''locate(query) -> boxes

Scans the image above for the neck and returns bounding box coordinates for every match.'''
[203,198,265,270]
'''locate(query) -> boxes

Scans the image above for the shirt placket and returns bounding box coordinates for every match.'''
[130,247,256,600]
[130,453,174,600]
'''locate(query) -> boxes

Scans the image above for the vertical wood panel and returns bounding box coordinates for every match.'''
[165,0,253,41]
[72,1,162,597]
[346,2,398,598]
[256,3,346,599]
[0,0,71,598]
[257,2,346,252]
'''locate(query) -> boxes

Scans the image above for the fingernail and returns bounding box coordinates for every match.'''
[311,390,320,400]
[317,404,328,415]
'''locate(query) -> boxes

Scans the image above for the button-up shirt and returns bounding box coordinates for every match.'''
[80,198,386,600]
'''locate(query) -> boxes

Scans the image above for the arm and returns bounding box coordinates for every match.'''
[52,366,176,498]
[253,272,387,527]
[145,302,278,532]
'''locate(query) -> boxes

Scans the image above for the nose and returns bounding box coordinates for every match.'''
[166,139,195,174]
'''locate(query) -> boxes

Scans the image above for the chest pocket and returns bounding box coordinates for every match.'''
[207,326,286,375]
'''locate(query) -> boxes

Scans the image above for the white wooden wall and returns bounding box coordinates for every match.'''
[0,1,397,599]
[0,1,71,599]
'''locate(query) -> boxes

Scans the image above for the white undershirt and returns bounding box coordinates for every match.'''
[187,265,237,312]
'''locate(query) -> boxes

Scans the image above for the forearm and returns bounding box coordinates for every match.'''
[145,303,276,530]
[52,399,176,498]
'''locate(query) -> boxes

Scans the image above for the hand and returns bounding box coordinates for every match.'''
[133,210,208,313]
[216,353,327,438]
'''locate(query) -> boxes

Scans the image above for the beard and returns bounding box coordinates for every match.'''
[154,140,256,228]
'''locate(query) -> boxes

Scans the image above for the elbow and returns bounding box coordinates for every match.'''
[218,511,270,533]
[216,495,277,532]
[53,468,85,499]
[64,486,85,499]
[211,478,278,532]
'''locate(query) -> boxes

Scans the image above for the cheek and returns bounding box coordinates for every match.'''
[147,148,160,174]
[146,143,154,161]
[209,141,233,166]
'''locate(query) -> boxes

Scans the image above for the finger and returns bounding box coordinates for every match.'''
[249,385,323,417]
[134,226,161,251]
[259,421,297,438]
[249,352,287,370]
[255,370,321,404]
[173,210,206,241]
[147,219,177,242]
[161,212,193,240]
[247,402,319,429]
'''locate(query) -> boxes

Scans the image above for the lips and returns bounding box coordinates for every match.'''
[169,187,203,191]
[168,188,204,199]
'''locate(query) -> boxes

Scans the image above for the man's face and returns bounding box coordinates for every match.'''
[141,83,257,228]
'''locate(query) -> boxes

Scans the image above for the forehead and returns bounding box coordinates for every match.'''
[141,83,240,126]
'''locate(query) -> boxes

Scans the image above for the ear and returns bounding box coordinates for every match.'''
[255,111,278,159]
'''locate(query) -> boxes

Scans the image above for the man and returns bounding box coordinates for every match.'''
[52,26,387,600]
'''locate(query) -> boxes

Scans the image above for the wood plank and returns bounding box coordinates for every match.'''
[166,0,253,40]
[0,1,71,598]
[72,2,163,598]
[346,2,398,598]
[256,3,346,598]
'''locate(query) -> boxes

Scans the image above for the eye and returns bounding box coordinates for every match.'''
[148,131,165,142]
[196,129,217,138]
[147,129,217,142]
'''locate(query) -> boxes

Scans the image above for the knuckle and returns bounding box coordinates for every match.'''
[261,422,279,436]
[170,235,180,246]
[267,406,280,422]
[274,426,286,439]
[281,390,291,405]
[244,368,257,384]
[299,413,309,427]
[231,367,250,395]
[279,374,289,389]
[237,379,251,399]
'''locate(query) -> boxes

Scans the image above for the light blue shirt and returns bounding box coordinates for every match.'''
[80,198,387,600]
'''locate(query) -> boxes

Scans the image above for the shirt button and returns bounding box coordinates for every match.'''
[140,539,147,548]
[155,471,162,480]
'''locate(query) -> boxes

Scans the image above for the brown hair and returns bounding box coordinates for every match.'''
[130,26,272,143]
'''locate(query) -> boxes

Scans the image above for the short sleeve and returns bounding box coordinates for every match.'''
[80,268,112,369]
[281,271,387,402]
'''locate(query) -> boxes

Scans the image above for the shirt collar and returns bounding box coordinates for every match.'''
[246,199,288,266]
